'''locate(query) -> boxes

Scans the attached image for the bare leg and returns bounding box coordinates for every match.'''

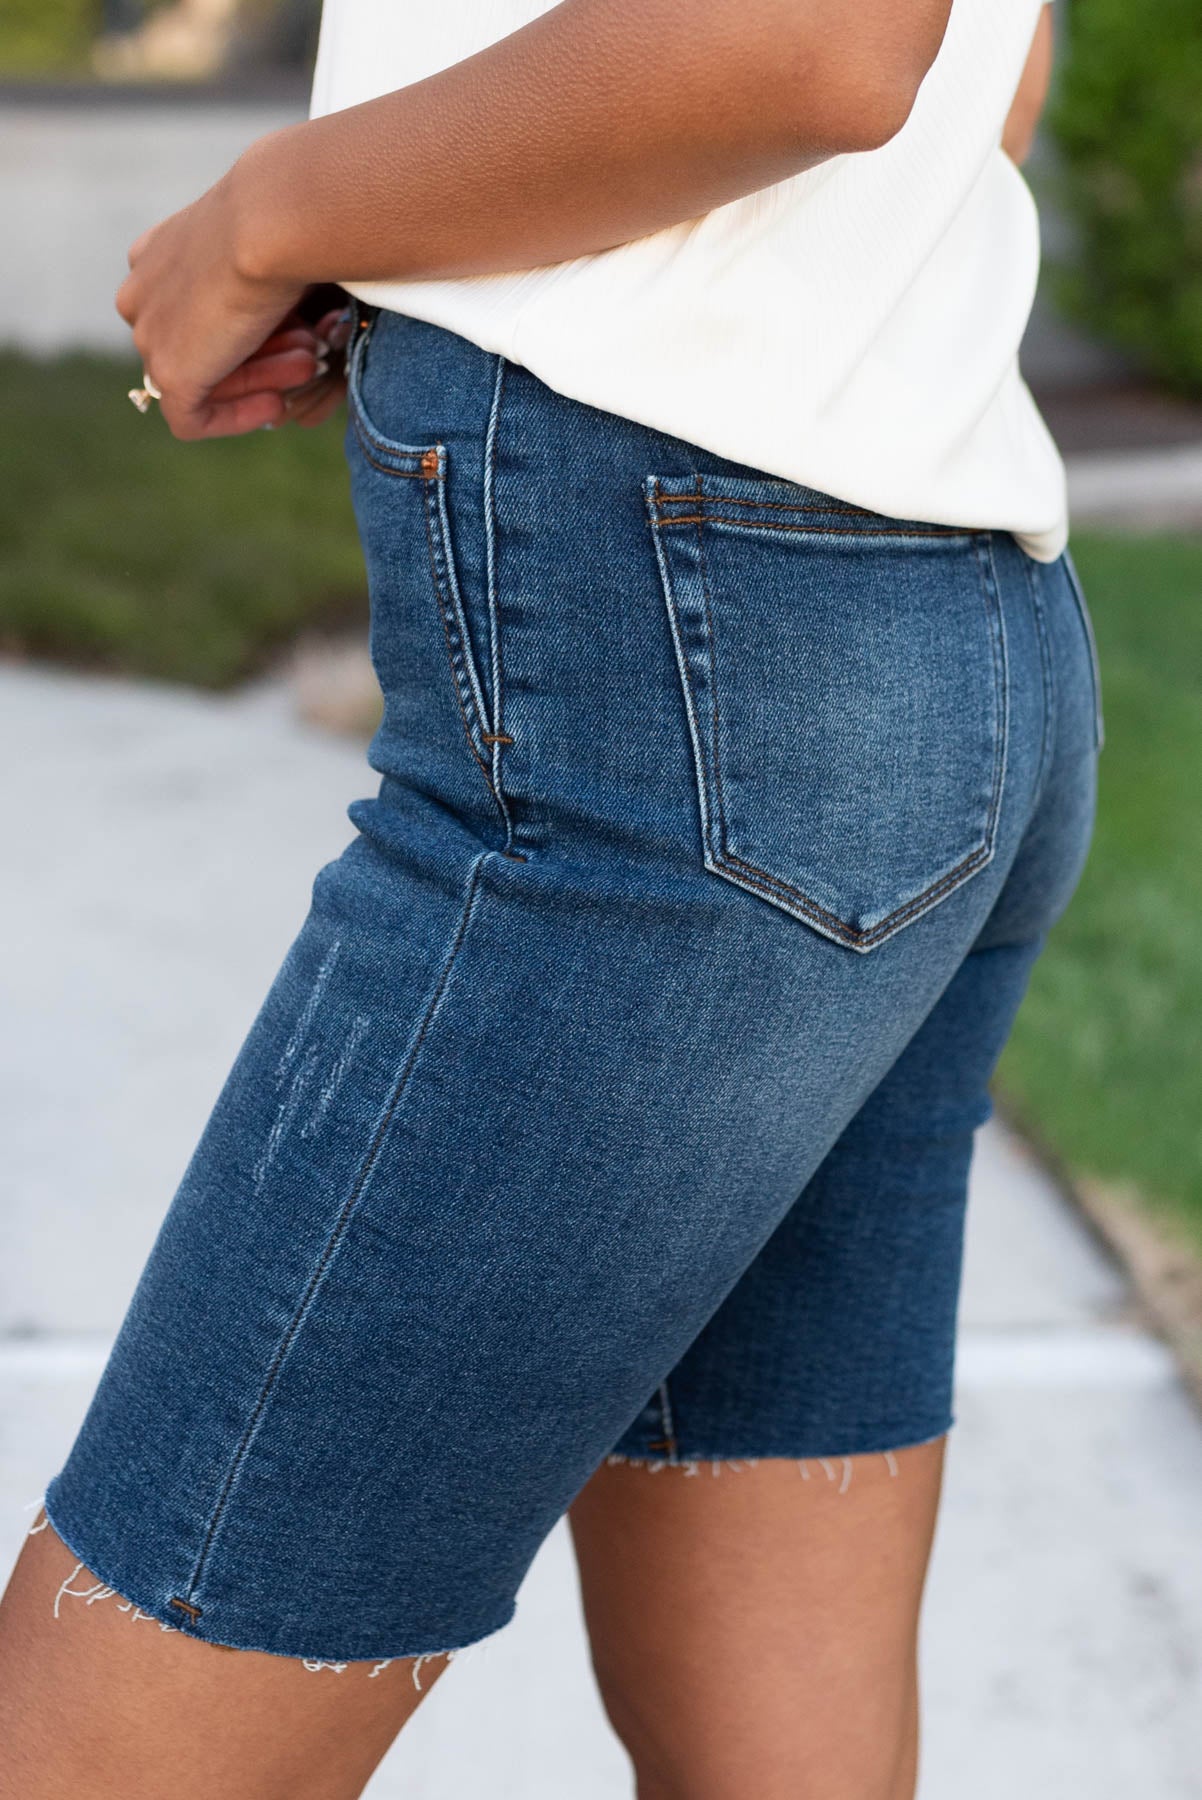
[0,1522,448,1800]
[569,1438,946,1800]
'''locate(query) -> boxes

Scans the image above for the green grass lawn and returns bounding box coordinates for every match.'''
[3,354,1200,1245]
[0,350,366,686]
[997,532,1202,1249]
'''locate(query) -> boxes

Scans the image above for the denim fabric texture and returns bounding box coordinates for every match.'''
[45,304,1101,1662]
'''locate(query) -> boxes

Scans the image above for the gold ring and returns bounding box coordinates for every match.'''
[127,371,162,413]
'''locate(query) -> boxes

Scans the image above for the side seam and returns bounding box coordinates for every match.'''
[482,354,518,852]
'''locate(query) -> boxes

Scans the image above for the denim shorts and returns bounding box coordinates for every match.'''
[44,304,1101,1663]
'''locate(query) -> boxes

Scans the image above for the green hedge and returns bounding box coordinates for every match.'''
[0,0,102,75]
[998,530,1202,1248]
[1050,0,1202,393]
[0,351,366,687]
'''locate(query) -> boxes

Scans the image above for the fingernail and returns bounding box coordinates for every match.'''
[313,356,330,378]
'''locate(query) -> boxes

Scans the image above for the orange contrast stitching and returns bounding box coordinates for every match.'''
[720,842,992,948]
[348,410,430,479]
[655,492,873,515]
[656,516,967,537]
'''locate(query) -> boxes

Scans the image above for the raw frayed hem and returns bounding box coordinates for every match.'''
[52,1558,180,1634]
[289,1610,516,1686]
[604,1452,894,1490]
[604,1423,951,1490]
[298,1650,457,1689]
[29,1497,511,1683]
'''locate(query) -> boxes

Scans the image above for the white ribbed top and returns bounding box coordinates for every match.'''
[310,0,1067,560]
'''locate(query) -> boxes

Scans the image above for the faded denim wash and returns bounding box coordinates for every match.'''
[45,303,1101,1662]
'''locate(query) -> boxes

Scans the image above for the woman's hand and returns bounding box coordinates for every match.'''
[116,176,339,440]
[214,301,355,433]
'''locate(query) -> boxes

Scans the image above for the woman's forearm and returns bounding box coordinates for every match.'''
[231,0,952,288]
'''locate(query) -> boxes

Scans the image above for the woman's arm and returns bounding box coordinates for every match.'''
[1002,3,1053,165]
[118,0,952,438]
[236,0,952,286]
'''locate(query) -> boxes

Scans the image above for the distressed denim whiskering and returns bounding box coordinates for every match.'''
[45,304,1100,1662]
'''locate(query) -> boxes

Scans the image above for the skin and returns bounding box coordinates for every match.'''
[0,1521,446,1800]
[0,1444,943,1800]
[1002,3,1054,166]
[568,1445,946,1800]
[0,8,1052,1797]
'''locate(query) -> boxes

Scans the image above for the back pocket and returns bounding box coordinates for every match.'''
[646,473,1008,953]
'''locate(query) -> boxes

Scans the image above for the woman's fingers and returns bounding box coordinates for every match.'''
[207,345,327,402]
[117,278,351,433]
[312,306,354,352]
[146,305,349,438]
[155,369,345,440]
[158,386,288,441]
[256,325,324,358]
[202,308,348,408]
[280,373,348,428]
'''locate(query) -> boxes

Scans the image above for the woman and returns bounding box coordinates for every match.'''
[0,2,1099,1795]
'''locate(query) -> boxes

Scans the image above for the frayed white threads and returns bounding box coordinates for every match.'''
[54,1565,107,1618]
[411,1649,457,1690]
[51,1562,174,1631]
[798,1457,854,1489]
[43,1543,466,1680]
[606,1453,669,1474]
[797,1451,902,1486]
[299,1650,455,1685]
[608,1448,907,1486]
[26,1510,49,1537]
[120,1604,174,1630]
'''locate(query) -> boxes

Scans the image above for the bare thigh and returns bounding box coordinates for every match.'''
[3,1444,943,1800]
[0,1523,446,1800]
[569,1439,947,1800]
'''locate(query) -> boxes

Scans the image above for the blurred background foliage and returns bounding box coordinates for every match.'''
[0,0,103,77]
[998,533,1202,1249]
[0,0,318,81]
[0,351,363,685]
[1050,0,1202,393]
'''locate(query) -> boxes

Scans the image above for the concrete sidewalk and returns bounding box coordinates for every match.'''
[3,662,1201,1798]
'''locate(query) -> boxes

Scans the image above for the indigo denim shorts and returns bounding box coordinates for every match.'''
[45,304,1102,1663]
